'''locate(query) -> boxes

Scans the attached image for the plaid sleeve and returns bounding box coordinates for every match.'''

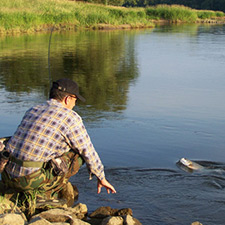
[65,113,105,181]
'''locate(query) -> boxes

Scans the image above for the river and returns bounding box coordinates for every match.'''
[0,24,225,224]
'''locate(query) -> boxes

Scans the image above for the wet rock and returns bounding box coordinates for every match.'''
[88,206,140,225]
[84,217,103,225]
[0,213,26,225]
[123,215,142,225]
[89,206,112,218]
[191,222,203,225]
[89,206,134,218]
[116,208,133,216]
[101,216,124,225]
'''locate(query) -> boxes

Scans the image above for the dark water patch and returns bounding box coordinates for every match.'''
[73,164,225,224]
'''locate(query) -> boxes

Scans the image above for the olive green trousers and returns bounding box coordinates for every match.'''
[2,150,84,199]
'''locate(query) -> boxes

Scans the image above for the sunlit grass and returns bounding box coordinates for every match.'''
[196,9,225,19]
[0,0,153,33]
[0,0,224,34]
[146,4,224,22]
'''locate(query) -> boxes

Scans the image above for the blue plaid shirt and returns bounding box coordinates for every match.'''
[5,99,105,180]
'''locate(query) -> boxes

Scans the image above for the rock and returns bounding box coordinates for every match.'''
[191,222,203,225]
[0,213,26,225]
[84,217,103,225]
[28,216,87,225]
[116,208,133,216]
[28,216,52,225]
[70,218,91,224]
[65,203,88,220]
[101,216,124,225]
[0,197,15,214]
[89,206,133,219]
[0,197,27,221]
[133,217,142,225]
[68,203,88,216]
[31,205,88,224]
[89,206,121,219]
[52,223,70,225]
[100,215,142,225]
[123,215,142,225]
[89,206,112,218]
[58,182,79,207]
[31,209,74,223]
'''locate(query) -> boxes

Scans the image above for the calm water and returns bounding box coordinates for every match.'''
[0,24,225,224]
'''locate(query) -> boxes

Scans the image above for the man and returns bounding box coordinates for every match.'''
[1,78,116,200]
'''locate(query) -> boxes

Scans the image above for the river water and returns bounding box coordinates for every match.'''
[0,24,225,224]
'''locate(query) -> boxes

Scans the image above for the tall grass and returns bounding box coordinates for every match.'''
[146,4,197,22]
[145,4,225,22]
[0,0,224,34]
[0,0,152,33]
[196,10,225,19]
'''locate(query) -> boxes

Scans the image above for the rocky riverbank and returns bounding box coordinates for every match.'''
[0,180,142,225]
[0,199,141,225]
[0,181,204,225]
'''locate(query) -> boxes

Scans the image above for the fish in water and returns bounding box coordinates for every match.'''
[177,158,204,173]
[179,158,204,170]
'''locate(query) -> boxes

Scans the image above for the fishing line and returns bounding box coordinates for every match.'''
[48,26,54,87]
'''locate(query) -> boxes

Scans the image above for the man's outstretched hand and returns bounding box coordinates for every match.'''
[97,178,116,194]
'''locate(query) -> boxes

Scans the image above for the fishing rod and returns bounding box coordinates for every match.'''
[48,26,54,87]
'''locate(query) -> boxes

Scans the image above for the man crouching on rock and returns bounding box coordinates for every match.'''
[1,78,116,203]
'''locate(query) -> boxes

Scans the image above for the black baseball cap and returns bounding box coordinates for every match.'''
[52,78,86,102]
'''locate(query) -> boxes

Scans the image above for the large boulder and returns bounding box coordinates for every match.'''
[88,206,141,225]
[28,216,52,225]
[0,213,26,225]
[89,206,132,218]
[101,216,124,225]
[58,182,79,207]
[30,203,88,224]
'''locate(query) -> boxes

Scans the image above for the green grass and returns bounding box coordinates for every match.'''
[146,4,197,22]
[0,0,224,34]
[0,0,153,33]
[196,9,225,19]
[146,4,225,22]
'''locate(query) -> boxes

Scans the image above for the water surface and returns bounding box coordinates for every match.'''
[0,24,225,224]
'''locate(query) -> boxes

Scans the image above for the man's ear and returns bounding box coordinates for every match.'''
[63,96,69,105]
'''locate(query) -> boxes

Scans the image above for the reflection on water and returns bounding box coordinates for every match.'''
[0,30,138,115]
[1,24,225,224]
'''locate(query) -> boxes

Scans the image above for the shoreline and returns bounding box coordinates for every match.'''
[1,19,225,36]
[0,0,225,36]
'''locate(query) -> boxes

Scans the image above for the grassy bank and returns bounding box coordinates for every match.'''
[0,0,153,34]
[146,4,225,23]
[0,0,224,34]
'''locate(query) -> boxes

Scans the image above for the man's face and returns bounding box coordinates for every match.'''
[66,95,77,110]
